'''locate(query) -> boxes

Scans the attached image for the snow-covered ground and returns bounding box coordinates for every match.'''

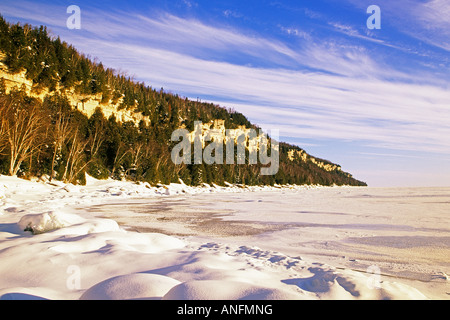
[0,175,448,300]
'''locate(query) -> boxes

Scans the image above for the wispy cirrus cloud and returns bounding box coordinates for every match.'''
[133,13,301,66]
[0,1,433,80]
[343,0,450,53]
[223,9,243,19]
[410,0,450,51]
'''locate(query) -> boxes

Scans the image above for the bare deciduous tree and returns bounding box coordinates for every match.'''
[50,111,73,181]
[60,114,106,184]
[126,141,146,180]
[0,95,45,176]
[111,141,130,178]
[0,103,8,155]
[88,118,105,160]
[62,130,88,184]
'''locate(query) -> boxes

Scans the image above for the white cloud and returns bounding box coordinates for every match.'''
[182,0,197,9]
[418,0,450,30]
[279,26,311,40]
[223,9,242,18]
[343,0,450,52]
[412,0,450,51]
[0,0,66,28]
[118,13,301,67]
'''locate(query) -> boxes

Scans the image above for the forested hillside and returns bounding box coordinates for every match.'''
[0,17,367,187]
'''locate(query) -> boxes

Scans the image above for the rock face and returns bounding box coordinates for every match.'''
[0,52,150,127]
[185,119,262,152]
[287,149,346,173]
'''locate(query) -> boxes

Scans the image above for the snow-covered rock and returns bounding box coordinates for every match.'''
[18,211,84,234]
[80,273,181,300]
[162,280,300,300]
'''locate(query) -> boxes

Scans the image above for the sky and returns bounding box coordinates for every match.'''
[1,0,449,187]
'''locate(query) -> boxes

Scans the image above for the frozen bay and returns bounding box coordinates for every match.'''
[1,176,449,299]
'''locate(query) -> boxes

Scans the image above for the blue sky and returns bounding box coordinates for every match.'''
[1,0,450,187]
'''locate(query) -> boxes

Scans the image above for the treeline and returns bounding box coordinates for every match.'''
[0,17,366,187]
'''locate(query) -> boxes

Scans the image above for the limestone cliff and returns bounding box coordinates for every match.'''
[287,149,345,173]
[0,52,150,127]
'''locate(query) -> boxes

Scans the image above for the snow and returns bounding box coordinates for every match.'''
[18,211,84,234]
[162,280,300,300]
[0,174,448,300]
[80,273,181,300]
